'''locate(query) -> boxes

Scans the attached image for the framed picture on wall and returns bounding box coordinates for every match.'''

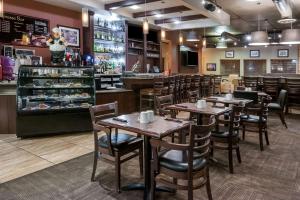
[277,49,289,57]
[225,50,234,58]
[250,50,260,58]
[206,63,216,71]
[58,25,80,47]
[15,49,35,56]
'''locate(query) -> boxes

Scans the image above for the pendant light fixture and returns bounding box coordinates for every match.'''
[82,8,89,27]
[161,29,166,40]
[178,15,183,44]
[186,30,200,42]
[202,28,207,48]
[249,16,269,46]
[280,23,300,44]
[160,8,166,40]
[0,0,3,18]
[143,0,149,34]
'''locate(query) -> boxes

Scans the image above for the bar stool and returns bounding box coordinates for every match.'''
[174,75,181,103]
[140,78,168,111]
[202,75,212,97]
[191,74,201,95]
[213,75,222,95]
[168,76,176,101]
[185,75,192,101]
[180,75,186,102]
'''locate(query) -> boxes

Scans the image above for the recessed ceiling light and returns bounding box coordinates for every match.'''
[130,5,140,10]
[234,42,237,46]
[202,0,206,4]
[246,35,252,41]
[278,34,282,38]
[174,20,180,24]
[244,45,247,48]
[155,14,163,18]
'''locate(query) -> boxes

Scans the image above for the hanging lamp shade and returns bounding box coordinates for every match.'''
[280,29,300,44]
[248,31,269,46]
[216,41,227,49]
[186,31,200,42]
[161,29,166,40]
[143,18,149,35]
[82,8,89,27]
[202,38,207,48]
[179,33,183,44]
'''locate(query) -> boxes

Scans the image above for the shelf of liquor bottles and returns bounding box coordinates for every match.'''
[93,13,126,75]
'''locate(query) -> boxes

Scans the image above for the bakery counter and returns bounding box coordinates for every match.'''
[96,88,136,114]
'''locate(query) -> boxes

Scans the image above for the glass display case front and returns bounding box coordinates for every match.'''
[17,65,95,113]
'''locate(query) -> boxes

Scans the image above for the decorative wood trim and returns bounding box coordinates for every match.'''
[154,14,206,24]
[105,0,161,10]
[133,6,190,18]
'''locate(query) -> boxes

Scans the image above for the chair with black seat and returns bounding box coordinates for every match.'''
[175,75,181,103]
[263,77,280,101]
[185,75,192,100]
[268,90,288,128]
[150,116,215,200]
[241,96,272,151]
[243,76,258,91]
[191,75,201,98]
[180,75,187,102]
[285,78,300,114]
[233,90,259,105]
[211,104,244,173]
[89,102,143,193]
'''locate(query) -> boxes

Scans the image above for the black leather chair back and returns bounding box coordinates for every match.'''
[277,90,287,109]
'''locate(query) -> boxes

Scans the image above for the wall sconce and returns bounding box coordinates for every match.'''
[82,8,89,27]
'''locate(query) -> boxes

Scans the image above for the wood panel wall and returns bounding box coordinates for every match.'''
[0,95,16,134]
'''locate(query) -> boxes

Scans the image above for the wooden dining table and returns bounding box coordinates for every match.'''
[97,112,190,200]
[205,96,253,107]
[166,102,231,131]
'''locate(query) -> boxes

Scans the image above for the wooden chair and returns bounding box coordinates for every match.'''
[155,94,174,116]
[211,104,244,173]
[187,90,200,103]
[175,75,181,103]
[243,76,258,91]
[191,75,201,97]
[201,75,212,97]
[185,75,192,100]
[268,90,288,128]
[213,75,222,95]
[150,117,215,200]
[263,77,280,101]
[285,78,300,114]
[180,75,186,102]
[168,76,176,102]
[241,96,272,151]
[89,102,143,193]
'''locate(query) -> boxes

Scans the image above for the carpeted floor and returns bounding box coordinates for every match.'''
[1,113,300,200]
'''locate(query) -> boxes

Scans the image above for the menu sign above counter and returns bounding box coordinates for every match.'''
[0,12,49,46]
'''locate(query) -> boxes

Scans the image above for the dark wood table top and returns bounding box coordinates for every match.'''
[166,103,231,116]
[98,112,190,139]
[205,96,253,105]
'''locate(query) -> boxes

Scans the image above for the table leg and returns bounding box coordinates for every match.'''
[197,113,203,125]
[122,135,175,200]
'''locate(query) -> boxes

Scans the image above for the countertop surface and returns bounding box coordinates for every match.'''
[96,88,133,94]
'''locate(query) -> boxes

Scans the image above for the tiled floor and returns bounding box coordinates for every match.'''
[0,132,94,183]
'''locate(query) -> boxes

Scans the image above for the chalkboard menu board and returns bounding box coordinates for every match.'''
[0,12,49,45]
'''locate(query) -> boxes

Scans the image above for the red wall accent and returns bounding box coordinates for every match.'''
[2,0,83,64]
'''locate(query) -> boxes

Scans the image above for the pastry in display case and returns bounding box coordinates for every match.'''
[16,65,95,138]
